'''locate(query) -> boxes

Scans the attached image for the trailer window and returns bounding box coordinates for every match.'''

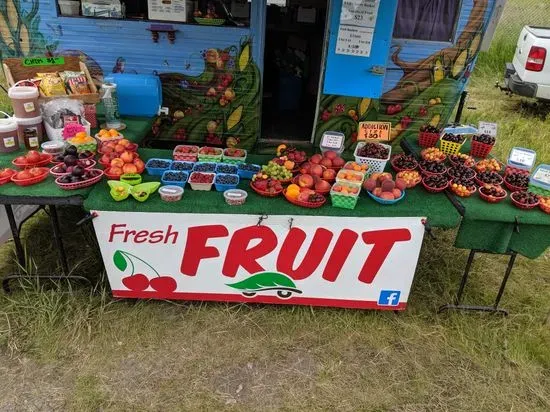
[393,0,461,42]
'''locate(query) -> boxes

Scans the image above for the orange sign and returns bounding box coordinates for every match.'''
[358,122,392,142]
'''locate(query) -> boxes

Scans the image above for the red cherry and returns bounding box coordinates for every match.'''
[122,274,150,291]
[149,276,177,293]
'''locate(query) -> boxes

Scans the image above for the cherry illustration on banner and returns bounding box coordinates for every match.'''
[114,250,177,293]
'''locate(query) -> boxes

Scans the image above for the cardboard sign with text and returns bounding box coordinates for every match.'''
[358,121,392,141]
[92,212,425,310]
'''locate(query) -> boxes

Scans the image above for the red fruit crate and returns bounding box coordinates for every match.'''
[418,131,440,148]
[173,145,199,162]
[470,140,494,158]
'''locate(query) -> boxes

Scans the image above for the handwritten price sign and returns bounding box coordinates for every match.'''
[358,121,392,141]
[22,57,65,67]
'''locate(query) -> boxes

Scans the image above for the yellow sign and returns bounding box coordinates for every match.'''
[358,121,392,142]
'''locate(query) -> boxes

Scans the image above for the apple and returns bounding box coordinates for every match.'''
[120,151,134,163]
[332,157,345,168]
[298,174,314,189]
[111,158,124,168]
[310,154,323,164]
[322,169,336,180]
[310,164,323,177]
[119,139,130,147]
[100,154,111,164]
[133,159,145,173]
[102,145,114,154]
[122,163,138,174]
[315,179,331,192]
[324,151,338,160]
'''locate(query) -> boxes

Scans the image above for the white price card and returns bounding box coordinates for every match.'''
[321,132,345,150]
[478,121,498,137]
[340,0,380,28]
[533,167,550,185]
[509,148,536,168]
[336,26,374,56]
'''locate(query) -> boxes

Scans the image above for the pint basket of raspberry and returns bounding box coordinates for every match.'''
[438,133,465,156]
[421,174,449,193]
[214,173,240,192]
[479,184,507,204]
[504,173,529,192]
[198,146,223,162]
[354,142,391,173]
[173,145,199,162]
[418,125,441,148]
[511,191,540,210]
[189,172,215,191]
[330,182,361,209]
[222,148,247,164]
[391,154,418,172]
[470,134,495,158]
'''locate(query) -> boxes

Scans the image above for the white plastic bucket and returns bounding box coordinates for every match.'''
[15,115,44,150]
[59,0,80,16]
[0,111,19,153]
[8,81,40,118]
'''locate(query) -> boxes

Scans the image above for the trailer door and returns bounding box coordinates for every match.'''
[323,0,398,98]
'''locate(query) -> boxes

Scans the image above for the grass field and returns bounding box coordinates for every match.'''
[0,1,549,410]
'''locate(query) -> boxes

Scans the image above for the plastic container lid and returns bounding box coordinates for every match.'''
[41,140,65,151]
[223,189,248,204]
[507,147,537,171]
[320,131,345,154]
[14,115,43,125]
[530,164,550,190]
[159,185,184,196]
[8,84,39,99]
[0,112,17,132]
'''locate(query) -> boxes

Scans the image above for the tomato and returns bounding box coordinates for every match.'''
[28,167,44,177]
[14,156,27,164]
[0,168,14,178]
[16,171,33,180]
[26,150,41,164]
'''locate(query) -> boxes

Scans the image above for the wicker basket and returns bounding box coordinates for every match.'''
[353,142,391,173]
[2,56,100,104]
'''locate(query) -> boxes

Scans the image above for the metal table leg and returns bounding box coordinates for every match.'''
[4,204,25,267]
[438,249,517,316]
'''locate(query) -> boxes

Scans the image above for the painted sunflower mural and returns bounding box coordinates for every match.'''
[155,39,260,151]
[315,0,489,152]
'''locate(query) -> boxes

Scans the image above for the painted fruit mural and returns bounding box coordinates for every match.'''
[154,39,260,151]
[314,0,489,153]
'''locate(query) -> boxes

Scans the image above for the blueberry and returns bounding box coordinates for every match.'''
[171,161,194,171]
[163,171,187,182]
[238,163,261,172]
[193,163,216,173]
[216,174,239,185]
[147,159,171,169]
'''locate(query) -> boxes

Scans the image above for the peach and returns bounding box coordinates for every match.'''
[310,164,323,177]
[373,187,382,197]
[315,180,331,192]
[322,169,336,180]
[392,188,402,198]
[298,174,314,189]
[109,166,123,176]
[332,157,345,167]
[114,144,125,153]
[299,162,312,175]
[320,158,333,168]
[120,151,134,163]
[122,163,138,174]
[363,178,377,191]
[378,173,393,184]
[111,158,124,168]
[395,178,407,191]
[119,139,130,147]
[310,154,323,164]
[380,192,395,200]
[324,150,338,160]
[133,159,145,173]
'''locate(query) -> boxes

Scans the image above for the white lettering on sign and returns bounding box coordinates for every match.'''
[509,148,536,168]
[93,212,426,310]
[336,0,379,57]
[478,121,498,137]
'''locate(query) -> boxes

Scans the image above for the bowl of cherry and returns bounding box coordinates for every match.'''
[504,173,529,192]
[447,165,476,182]
[510,191,540,210]
[391,154,418,172]
[422,174,449,193]
[479,184,507,204]
[448,154,475,168]
[449,178,477,198]
[475,171,503,187]
[418,160,447,177]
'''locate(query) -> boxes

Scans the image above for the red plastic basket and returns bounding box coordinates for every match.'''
[470,140,495,158]
[12,153,53,169]
[475,174,503,187]
[249,182,283,197]
[421,178,449,193]
[419,164,447,177]
[10,168,50,186]
[479,188,507,203]
[449,181,477,198]
[418,131,440,148]
[540,200,550,214]
[391,155,418,173]
[55,169,104,190]
[291,176,332,194]
[448,155,476,168]
[503,177,528,193]
[504,165,530,176]
[0,170,16,185]
[510,192,540,210]
[104,168,122,180]
[396,172,422,189]
[283,190,327,208]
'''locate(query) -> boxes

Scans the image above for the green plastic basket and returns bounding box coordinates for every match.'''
[528,184,550,197]
[330,192,359,209]
[198,154,222,163]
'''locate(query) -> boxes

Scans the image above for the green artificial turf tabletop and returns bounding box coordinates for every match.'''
[83,149,462,229]
[0,116,153,203]
[403,136,550,259]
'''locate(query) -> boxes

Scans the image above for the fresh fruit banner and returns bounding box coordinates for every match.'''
[92,212,426,310]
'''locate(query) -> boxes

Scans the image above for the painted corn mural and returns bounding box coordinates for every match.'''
[314,0,492,152]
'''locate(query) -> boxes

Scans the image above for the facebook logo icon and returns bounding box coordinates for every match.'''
[378,290,401,306]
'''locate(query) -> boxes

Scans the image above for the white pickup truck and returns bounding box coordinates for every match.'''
[505,26,550,101]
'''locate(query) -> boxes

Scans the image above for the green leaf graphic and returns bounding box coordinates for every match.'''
[113,250,127,272]
[226,272,297,291]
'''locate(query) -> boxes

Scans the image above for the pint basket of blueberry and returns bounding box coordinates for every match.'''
[222,148,247,164]
[161,170,189,188]
[354,142,391,173]
[145,158,172,176]
[391,154,418,172]
[470,134,495,158]
[237,163,261,180]
[170,161,194,173]
[421,174,449,193]
[189,172,215,191]
[511,191,540,210]
[192,162,217,173]
[215,163,239,175]
[479,184,507,203]
[418,125,441,148]
[438,133,466,156]
[173,145,199,162]
[214,173,240,192]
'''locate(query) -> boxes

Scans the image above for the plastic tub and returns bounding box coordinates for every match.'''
[224,189,248,206]
[214,173,240,192]
[0,112,19,153]
[109,74,162,117]
[8,82,40,118]
[15,116,44,150]
[159,185,184,202]
[161,170,189,188]
[237,164,261,180]
[145,158,172,176]
[189,172,215,191]
[41,140,65,155]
